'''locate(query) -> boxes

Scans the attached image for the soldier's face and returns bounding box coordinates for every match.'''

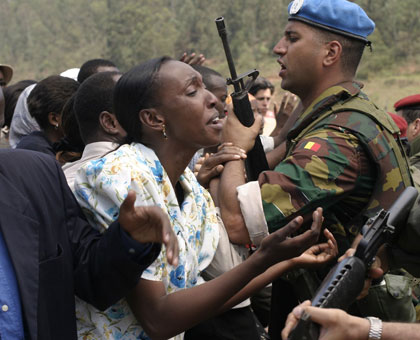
[273,21,324,98]
[407,119,420,142]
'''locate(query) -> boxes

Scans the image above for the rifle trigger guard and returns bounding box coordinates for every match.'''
[226,70,260,90]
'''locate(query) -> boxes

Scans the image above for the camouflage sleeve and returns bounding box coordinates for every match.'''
[259,127,375,233]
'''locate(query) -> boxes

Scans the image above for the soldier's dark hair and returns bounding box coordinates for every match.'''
[77,58,118,83]
[312,28,366,76]
[401,109,420,124]
[27,75,79,130]
[248,77,275,96]
[114,56,173,143]
[3,79,36,127]
[191,65,224,91]
[74,71,121,143]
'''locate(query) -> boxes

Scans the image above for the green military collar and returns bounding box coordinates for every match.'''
[409,135,420,157]
[289,82,362,140]
[288,81,400,141]
[299,82,362,122]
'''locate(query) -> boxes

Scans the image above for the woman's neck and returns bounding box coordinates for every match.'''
[143,138,196,188]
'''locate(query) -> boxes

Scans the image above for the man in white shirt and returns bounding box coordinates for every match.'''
[62,71,126,189]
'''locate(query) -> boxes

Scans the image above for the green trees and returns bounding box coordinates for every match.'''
[0,0,109,79]
[0,0,419,80]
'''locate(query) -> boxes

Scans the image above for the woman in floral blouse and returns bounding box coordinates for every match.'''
[74,56,336,340]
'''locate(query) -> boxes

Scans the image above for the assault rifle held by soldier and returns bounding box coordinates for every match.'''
[215,17,269,181]
[288,186,418,340]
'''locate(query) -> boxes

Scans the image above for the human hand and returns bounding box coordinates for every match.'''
[193,155,205,176]
[271,92,298,136]
[358,255,384,299]
[273,92,298,122]
[291,228,338,269]
[222,104,262,152]
[282,301,370,340]
[195,143,247,187]
[257,208,323,268]
[338,248,384,300]
[179,52,206,65]
[118,191,179,266]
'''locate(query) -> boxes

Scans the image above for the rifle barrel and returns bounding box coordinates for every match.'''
[215,17,241,92]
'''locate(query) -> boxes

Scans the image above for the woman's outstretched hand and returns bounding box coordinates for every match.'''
[119,191,179,266]
[257,208,323,267]
[291,228,338,269]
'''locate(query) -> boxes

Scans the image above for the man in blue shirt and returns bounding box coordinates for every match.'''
[0,229,25,339]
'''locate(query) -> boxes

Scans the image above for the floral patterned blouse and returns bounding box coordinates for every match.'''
[73,143,220,340]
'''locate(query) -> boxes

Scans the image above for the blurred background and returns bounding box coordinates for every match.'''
[1,0,420,110]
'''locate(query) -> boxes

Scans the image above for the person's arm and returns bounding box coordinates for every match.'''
[282,301,369,340]
[282,301,420,340]
[217,109,262,244]
[220,226,337,309]
[117,191,178,266]
[266,140,287,169]
[218,158,250,243]
[266,100,302,168]
[194,143,247,189]
[220,114,372,245]
[128,210,323,340]
[64,161,178,310]
[270,93,300,138]
[260,126,376,233]
[381,322,420,340]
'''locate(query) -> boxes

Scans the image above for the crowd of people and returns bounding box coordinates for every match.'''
[1,0,420,339]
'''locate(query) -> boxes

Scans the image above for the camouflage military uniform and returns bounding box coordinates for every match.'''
[402,135,420,258]
[409,135,420,172]
[403,135,420,320]
[240,82,413,334]
[260,82,411,249]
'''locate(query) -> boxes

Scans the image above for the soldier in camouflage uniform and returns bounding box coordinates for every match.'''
[394,94,420,320]
[394,94,420,172]
[217,0,413,337]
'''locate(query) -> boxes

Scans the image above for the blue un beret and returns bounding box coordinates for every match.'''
[287,0,375,43]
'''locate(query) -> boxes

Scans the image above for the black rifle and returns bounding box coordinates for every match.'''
[215,17,269,181]
[288,186,418,340]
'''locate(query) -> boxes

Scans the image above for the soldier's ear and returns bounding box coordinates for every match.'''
[323,40,342,68]
[414,118,420,134]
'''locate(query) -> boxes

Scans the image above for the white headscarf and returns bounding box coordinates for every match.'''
[9,84,39,148]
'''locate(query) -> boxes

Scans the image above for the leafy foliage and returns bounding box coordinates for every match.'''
[1,0,420,82]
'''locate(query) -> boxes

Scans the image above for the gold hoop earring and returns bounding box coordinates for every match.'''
[162,124,168,139]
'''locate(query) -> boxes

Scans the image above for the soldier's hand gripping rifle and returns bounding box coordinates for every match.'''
[215,17,269,181]
[288,186,418,340]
